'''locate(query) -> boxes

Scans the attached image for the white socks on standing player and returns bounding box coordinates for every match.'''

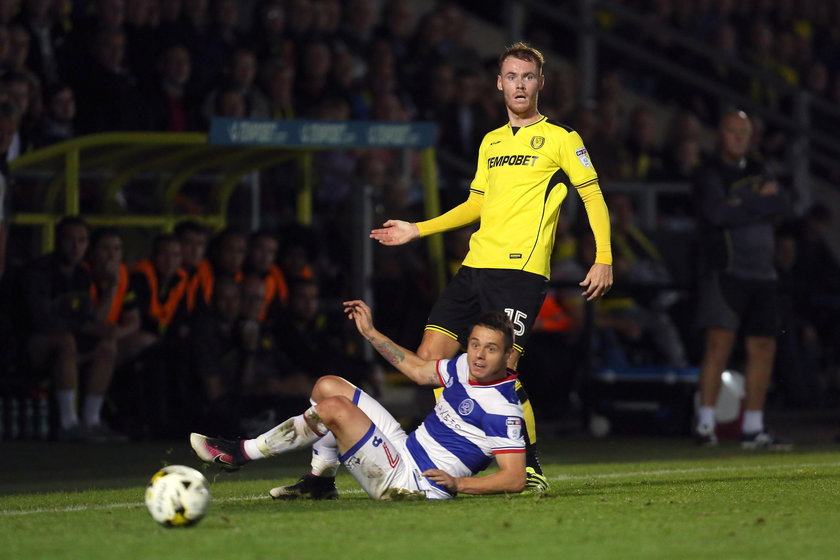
[248,406,328,458]
[696,406,715,433]
[697,406,764,434]
[741,410,763,434]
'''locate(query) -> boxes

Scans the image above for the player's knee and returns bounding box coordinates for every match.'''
[315,395,353,425]
[312,375,355,403]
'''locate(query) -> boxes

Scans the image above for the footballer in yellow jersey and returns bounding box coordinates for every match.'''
[370,42,613,493]
[463,116,610,278]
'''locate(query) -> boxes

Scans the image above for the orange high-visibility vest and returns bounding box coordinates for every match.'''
[534,291,574,332]
[133,259,188,330]
[89,263,130,324]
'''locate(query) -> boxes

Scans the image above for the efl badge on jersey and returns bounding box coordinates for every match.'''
[575,147,591,168]
[506,417,522,440]
[458,399,475,416]
[530,136,545,149]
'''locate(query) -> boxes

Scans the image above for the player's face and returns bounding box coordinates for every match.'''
[718,113,752,162]
[466,325,512,383]
[497,56,544,118]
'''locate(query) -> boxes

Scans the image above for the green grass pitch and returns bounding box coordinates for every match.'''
[1,438,839,560]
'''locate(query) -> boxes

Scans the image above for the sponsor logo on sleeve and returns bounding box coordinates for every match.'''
[506,417,523,440]
[575,147,591,168]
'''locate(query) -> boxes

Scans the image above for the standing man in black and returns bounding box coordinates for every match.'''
[693,110,793,449]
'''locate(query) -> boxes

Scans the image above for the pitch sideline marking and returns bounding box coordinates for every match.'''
[2,460,838,517]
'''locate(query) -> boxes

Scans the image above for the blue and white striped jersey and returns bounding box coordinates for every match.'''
[405,354,525,489]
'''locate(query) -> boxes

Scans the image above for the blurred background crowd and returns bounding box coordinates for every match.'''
[0,0,839,443]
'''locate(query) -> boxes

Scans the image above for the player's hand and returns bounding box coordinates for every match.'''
[370,220,420,246]
[422,469,459,493]
[343,299,375,338]
[579,262,613,301]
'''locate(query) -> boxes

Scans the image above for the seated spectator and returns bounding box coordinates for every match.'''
[211,86,246,118]
[237,273,315,435]
[13,0,64,87]
[275,278,382,396]
[188,275,248,436]
[250,0,293,63]
[86,226,155,366]
[122,233,191,437]
[71,28,144,133]
[201,47,268,124]
[189,227,246,312]
[130,233,189,339]
[243,229,288,321]
[174,220,208,311]
[618,105,666,181]
[123,0,160,88]
[15,216,123,442]
[144,44,202,132]
[32,81,74,147]
[259,58,297,119]
[2,71,38,157]
[293,38,339,118]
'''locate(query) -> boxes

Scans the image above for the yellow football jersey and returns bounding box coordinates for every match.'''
[462,117,604,278]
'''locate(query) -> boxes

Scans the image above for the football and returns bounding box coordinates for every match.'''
[144,465,211,527]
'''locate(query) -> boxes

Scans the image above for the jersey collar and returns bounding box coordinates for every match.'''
[469,368,519,386]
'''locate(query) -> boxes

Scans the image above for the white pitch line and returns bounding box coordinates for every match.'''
[1,460,838,517]
[553,460,840,481]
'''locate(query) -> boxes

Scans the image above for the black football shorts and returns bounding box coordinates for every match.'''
[425,266,548,353]
[696,271,779,336]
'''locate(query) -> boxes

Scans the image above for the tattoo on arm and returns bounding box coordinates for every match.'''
[370,338,405,366]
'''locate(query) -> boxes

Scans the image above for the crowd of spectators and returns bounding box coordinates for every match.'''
[0,216,385,441]
[1,0,839,437]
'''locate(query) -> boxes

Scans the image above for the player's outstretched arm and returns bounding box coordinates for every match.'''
[579,262,613,301]
[422,452,526,495]
[370,220,420,246]
[343,299,441,386]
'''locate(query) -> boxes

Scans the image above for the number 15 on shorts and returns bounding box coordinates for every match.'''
[504,308,527,336]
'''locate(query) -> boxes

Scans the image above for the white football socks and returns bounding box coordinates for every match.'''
[254,406,328,457]
[741,410,764,434]
[83,394,104,427]
[55,389,78,430]
[697,406,715,432]
[310,432,340,477]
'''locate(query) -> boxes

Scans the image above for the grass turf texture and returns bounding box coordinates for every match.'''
[1,438,839,560]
